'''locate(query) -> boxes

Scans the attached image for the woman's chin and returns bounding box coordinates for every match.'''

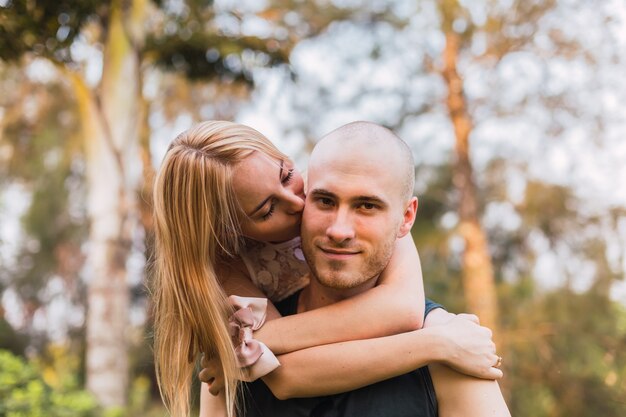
[268,225,301,244]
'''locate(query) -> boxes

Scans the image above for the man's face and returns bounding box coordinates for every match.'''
[301,147,411,290]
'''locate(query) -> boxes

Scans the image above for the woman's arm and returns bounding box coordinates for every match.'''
[263,311,501,399]
[255,234,425,354]
[201,306,501,399]
[207,268,500,398]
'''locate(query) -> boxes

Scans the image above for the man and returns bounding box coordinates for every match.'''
[202,121,510,416]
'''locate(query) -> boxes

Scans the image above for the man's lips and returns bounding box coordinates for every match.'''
[318,247,361,259]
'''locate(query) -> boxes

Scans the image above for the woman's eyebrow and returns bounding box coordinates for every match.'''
[247,160,284,217]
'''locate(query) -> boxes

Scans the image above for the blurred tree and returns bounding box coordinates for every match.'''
[0,0,289,408]
[0,64,86,357]
[2,0,625,415]
[433,0,567,335]
[438,8,500,333]
[412,157,626,415]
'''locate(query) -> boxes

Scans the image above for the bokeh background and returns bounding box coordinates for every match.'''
[1,0,625,416]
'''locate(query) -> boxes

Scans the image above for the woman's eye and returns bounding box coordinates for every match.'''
[261,203,276,220]
[282,169,294,184]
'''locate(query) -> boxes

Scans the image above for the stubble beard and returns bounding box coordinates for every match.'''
[302,237,396,290]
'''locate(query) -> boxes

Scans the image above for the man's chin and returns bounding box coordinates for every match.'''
[316,272,360,290]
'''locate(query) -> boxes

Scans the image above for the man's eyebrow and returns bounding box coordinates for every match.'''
[309,188,337,198]
[309,189,387,207]
[247,160,284,217]
[354,195,388,207]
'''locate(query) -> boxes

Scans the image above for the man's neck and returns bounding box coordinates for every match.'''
[297,274,379,313]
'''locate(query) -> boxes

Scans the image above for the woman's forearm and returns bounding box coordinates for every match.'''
[263,327,445,399]
[262,314,500,400]
[257,283,422,354]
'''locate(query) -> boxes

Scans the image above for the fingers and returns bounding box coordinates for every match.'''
[208,377,225,396]
[486,366,504,380]
[482,354,504,379]
[198,355,222,383]
[199,354,226,396]
[494,355,503,368]
[468,355,504,380]
[199,367,225,396]
[198,368,215,384]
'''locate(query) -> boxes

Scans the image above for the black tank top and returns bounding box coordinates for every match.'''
[239,294,441,417]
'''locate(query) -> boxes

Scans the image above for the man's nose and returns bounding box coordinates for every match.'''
[326,209,355,243]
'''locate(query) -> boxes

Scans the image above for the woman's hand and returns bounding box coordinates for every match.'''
[425,310,503,380]
[199,354,225,396]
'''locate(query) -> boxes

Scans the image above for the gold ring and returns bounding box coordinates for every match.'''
[495,356,503,368]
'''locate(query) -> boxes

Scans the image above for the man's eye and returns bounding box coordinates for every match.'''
[359,203,377,210]
[318,197,334,207]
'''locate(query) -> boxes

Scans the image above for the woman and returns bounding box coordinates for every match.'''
[152,121,502,417]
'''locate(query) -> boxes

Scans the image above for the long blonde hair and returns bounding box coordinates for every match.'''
[152,121,287,417]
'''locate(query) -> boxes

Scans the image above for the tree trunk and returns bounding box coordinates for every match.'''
[70,0,142,407]
[441,31,500,334]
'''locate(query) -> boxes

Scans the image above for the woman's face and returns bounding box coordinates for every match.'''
[232,152,305,243]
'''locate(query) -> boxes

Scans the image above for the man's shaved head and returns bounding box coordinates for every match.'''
[301,121,419,294]
[310,121,415,202]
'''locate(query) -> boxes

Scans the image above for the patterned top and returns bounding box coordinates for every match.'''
[239,236,311,302]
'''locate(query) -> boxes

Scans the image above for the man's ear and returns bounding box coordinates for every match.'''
[397,197,418,238]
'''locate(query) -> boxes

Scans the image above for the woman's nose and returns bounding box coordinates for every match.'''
[284,191,305,214]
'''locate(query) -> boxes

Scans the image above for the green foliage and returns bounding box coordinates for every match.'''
[143,0,290,83]
[0,0,107,63]
[0,318,27,355]
[144,32,289,83]
[520,181,578,242]
[0,349,99,417]
[502,290,626,417]
[0,345,169,417]
[0,0,290,84]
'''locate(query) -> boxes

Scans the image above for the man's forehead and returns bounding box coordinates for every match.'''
[308,155,396,201]
[309,142,398,180]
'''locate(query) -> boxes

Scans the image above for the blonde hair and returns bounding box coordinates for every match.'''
[151,121,287,417]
